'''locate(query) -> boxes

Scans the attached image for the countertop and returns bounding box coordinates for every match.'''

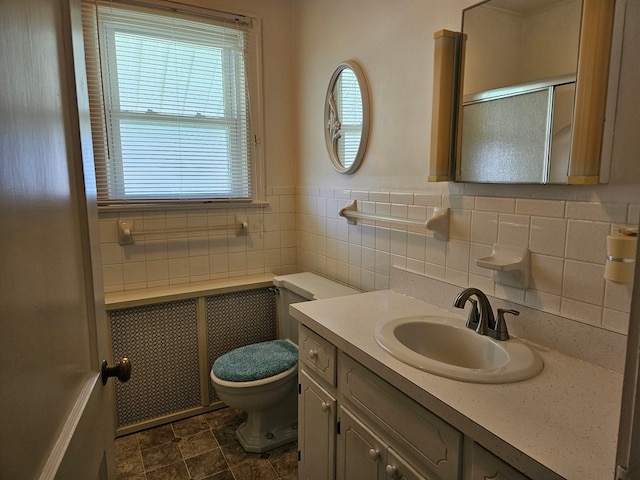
[104,273,275,309]
[290,289,623,480]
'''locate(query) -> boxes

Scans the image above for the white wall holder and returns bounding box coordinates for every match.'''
[476,244,530,289]
[117,217,248,246]
[339,200,449,240]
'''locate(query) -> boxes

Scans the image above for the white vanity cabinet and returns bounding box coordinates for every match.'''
[338,406,432,480]
[298,325,339,480]
[339,352,462,480]
[298,323,535,480]
[298,324,462,480]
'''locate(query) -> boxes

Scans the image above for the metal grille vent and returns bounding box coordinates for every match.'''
[206,288,277,403]
[109,299,200,428]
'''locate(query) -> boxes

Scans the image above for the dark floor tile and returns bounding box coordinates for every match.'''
[185,448,229,479]
[230,458,278,480]
[137,423,176,450]
[267,443,298,477]
[203,470,235,480]
[220,439,261,466]
[114,434,144,479]
[212,422,243,447]
[116,407,296,479]
[114,434,139,463]
[172,414,210,438]
[204,407,247,428]
[279,474,298,480]
[115,458,144,480]
[145,460,190,480]
[141,440,183,472]
[178,429,219,459]
[117,475,145,480]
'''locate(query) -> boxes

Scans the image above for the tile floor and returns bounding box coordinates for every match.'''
[114,407,298,480]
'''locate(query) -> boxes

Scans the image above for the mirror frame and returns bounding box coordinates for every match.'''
[324,60,371,175]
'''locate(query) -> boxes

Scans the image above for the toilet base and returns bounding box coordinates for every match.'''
[236,418,298,453]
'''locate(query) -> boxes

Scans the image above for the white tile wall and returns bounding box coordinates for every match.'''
[97,184,637,335]
[296,186,638,335]
[97,187,298,293]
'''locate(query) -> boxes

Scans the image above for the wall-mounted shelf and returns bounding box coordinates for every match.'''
[117,217,248,246]
[339,200,449,240]
[476,244,530,289]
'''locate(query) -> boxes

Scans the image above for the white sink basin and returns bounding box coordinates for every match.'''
[374,315,543,383]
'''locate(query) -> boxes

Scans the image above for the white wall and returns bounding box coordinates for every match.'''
[294,0,470,192]
[293,0,640,335]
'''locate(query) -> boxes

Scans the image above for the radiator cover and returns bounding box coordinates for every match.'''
[108,287,276,429]
[109,299,200,428]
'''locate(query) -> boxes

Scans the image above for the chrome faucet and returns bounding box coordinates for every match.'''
[453,288,517,341]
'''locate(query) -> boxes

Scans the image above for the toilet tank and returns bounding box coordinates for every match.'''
[272,272,359,343]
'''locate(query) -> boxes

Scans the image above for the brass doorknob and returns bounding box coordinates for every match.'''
[101,358,131,385]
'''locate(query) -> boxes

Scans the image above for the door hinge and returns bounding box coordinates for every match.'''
[298,383,301,395]
[616,465,628,480]
[297,450,301,462]
[337,420,341,434]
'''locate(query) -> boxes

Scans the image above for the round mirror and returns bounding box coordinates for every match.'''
[324,61,370,174]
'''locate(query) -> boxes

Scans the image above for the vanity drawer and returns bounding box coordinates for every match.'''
[299,325,337,387]
[463,441,531,480]
[339,353,461,480]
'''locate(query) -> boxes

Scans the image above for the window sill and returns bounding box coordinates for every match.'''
[97,200,270,213]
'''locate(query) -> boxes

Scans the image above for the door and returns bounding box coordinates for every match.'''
[0,0,118,478]
[298,369,337,480]
[337,407,386,480]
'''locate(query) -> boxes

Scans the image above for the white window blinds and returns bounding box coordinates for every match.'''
[81,1,256,205]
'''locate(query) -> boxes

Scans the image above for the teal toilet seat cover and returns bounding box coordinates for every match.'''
[213,340,298,382]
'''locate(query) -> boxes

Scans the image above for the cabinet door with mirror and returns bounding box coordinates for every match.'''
[431,0,617,185]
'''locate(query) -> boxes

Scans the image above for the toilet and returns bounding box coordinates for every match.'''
[210,272,359,453]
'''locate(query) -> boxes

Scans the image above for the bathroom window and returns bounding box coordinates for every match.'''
[81,1,263,207]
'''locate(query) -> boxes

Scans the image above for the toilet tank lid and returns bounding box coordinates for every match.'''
[273,272,360,300]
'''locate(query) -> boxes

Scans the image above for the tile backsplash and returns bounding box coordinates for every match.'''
[97,184,637,335]
[295,186,639,335]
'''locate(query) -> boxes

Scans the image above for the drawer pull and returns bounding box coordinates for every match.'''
[320,401,330,412]
[385,465,399,478]
[308,349,317,360]
[368,448,380,461]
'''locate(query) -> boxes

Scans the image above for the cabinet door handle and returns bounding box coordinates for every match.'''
[320,401,330,412]
[308,349,317,360]
[385,464,399,478]
[368,448,380,461]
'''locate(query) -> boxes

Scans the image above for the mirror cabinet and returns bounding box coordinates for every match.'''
[429,0,616,184]
[324,61,370,175]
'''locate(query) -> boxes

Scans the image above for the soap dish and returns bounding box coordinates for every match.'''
[476,245,530,289]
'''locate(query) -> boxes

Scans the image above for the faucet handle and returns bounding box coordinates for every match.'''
[494,309,519,340]
[465,298,480,330]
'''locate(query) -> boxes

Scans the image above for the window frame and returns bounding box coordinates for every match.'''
[82,0,265,210]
